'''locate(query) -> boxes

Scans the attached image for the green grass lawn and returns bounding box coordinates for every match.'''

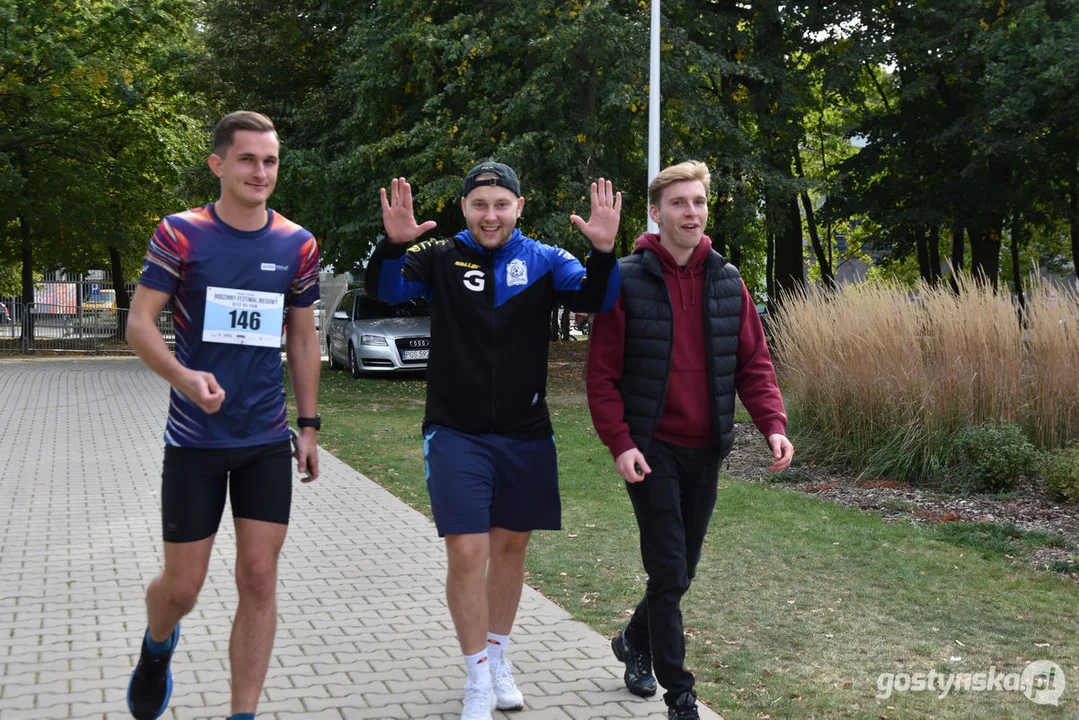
[292,349,1078,719]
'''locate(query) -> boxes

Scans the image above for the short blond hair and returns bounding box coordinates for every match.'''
[648,161,711,207]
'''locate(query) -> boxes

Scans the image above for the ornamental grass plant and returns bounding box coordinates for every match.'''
[771,275,1079,484]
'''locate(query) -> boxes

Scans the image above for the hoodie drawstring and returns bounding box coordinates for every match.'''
[676,265,700,310]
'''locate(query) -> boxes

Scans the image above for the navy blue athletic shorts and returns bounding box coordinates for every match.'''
[423,424,561,536]
[160,440,292,543]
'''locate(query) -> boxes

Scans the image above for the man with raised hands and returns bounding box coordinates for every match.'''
[366,162,621,719]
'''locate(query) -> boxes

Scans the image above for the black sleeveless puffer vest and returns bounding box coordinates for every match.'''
[618,248,743,457]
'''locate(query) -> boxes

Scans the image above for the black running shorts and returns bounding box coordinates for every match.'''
[160,440,292,543]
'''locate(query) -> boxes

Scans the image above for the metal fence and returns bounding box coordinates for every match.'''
[1,275,347,356]
[0,300,174,355]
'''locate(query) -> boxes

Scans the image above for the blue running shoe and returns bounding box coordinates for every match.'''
[127,624,180,719]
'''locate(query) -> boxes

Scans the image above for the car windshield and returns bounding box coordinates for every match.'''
[355,294,430,319]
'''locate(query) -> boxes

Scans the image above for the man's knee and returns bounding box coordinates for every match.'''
[446,534,490,575]
[646,568,691,600]
[235,559,279,605]
[157,574,203,614]
[490,528,531,557]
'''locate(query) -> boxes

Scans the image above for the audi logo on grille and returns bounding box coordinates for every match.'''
[408,339,430,348]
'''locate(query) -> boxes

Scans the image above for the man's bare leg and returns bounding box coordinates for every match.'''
[486,528,530,635]
[146,535,216,640]
[445,532,491,655]
[484,527,530,710]
[229,518,288,714]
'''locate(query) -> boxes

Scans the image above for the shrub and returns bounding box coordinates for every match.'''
[948,423,1038,493]
[772,275,1079,484]
[1043,445,1079,502]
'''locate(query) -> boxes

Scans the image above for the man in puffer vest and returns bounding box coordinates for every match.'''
[586,160,794,720]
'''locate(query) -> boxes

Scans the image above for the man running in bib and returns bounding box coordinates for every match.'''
[125,111,322,720]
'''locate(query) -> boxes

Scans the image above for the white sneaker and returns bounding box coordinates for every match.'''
[461,676,496,720]
[493,658,524,711]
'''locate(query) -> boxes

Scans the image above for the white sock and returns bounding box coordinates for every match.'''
[487,632,510,666]
[463,649,491,686]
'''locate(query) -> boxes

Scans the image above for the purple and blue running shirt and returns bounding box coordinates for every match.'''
[138,203,320,448]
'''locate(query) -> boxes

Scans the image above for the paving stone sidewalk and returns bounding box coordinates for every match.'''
[0,359,723,720]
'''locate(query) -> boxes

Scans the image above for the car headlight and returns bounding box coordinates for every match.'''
[360,334,388,346]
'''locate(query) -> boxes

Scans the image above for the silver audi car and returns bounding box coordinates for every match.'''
[326,289,431,376]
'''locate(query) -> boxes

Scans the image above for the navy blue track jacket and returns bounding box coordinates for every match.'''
[366,228,620,439]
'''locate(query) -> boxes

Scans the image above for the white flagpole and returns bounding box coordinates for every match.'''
[647,0,661,233]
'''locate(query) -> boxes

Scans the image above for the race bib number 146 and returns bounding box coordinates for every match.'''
[203,286,285,348]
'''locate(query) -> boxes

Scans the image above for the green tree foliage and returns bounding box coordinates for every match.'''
[198,0,368,268]
[660,1,779,294]
[976,0,1079,280]
[325,0,651,272]
[816,0,1079,288]
[6,0,1078,314]
[0,0,208,320]
[194,0,817,298]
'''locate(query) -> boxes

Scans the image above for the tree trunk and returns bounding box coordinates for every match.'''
[108,245,128,341]
[794,147,834,288]
[109,246,129,310]
[711,226,727,258]
[949,222,965,293]
[1069,180,1079,278]
[969,219,1002,289]
[766,232,775,309]
[819,111,833,272]
[927,225,942,285]
[774,196,805,302]
[20,214,34,343]
[914,226,931,284]
[619,224,629,258]
[1011,212,1025,318]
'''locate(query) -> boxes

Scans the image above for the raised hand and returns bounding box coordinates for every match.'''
[569,177,622,253]
[380,177,438,244]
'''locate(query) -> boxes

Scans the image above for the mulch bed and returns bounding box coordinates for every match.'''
[723,422,1079,578]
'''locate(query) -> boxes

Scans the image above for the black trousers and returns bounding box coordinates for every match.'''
[623,439,723,706]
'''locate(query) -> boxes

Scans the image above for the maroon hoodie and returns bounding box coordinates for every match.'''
[586,233,787,459]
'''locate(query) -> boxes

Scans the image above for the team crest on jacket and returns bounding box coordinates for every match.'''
[507,259,528,287]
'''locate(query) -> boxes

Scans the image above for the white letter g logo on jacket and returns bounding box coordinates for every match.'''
[463,270,485,292]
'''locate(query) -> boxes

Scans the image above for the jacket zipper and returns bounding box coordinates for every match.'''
[485,251,497,430]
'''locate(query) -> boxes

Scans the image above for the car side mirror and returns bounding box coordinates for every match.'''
[333,311,349,320]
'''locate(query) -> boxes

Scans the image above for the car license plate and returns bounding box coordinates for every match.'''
[401,349,429,360]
